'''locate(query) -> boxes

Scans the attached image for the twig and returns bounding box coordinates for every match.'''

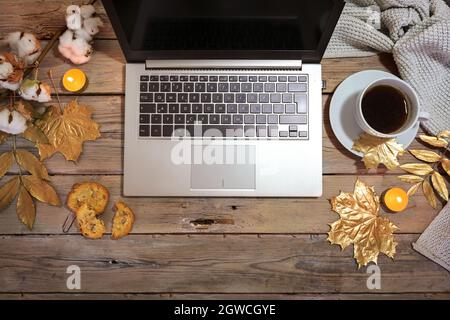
[47,70,63,113]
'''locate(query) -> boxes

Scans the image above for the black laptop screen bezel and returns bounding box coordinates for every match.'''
[102,0,344,63]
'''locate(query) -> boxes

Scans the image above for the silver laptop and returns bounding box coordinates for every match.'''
[103,0,344,197]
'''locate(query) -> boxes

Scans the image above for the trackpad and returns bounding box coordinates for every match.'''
[190,145,256,190]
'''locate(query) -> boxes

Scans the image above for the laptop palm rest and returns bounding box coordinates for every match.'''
[190,145,256,190]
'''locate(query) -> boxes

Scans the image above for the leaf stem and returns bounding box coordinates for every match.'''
[12,135,23,182]
[47,70,63,113]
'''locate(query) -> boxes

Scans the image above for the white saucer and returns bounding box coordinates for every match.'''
[329,70,419,157]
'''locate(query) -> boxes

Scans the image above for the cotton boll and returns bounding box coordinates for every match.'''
[66,5,82,30]
[0,80,20,91]
[0,55,13,80]
[59,30,75,47]
[0,53,24,90]
[19,79,52,103]
[71,38,93,58]
[80,4,96,19]
[74,27,93,42]
[0,109,27,135]
[3,32,42,65]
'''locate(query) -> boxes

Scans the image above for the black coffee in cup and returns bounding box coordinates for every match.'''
[361,85,409,134]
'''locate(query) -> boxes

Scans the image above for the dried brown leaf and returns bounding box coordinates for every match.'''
[16,186,35,230]
[0,151,14,179]
[437,130,450,139]
[431,171,448,202]
[409,149,442,163]
[22,175,60,206]
[407,182,422,196]
[423,179,438,209]
[419,134,448,148]
[442,158,450,176]
[0,176,20,211]
[15,149,50,180]
[35,100,101,161]
[14,100,36,121]
[398,175,424,184]
[328,178,398,267]
[21,123,49,145]
[400,163,434,176]
[352,133,404,169]
[0,131,8,145]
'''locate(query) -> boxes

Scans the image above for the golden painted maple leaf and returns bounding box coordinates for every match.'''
[35,100,101,161]
[328,178,398,268]
[352,133,404,170]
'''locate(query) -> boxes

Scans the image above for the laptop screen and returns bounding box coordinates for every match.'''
[103,0,343,62]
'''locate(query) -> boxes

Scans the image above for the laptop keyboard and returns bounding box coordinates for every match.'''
[138,73,309,139]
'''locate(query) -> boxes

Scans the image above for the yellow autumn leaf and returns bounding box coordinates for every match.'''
[400,163,434,176]
[35,100,101,162]
[419,134,448,148]
[398,175,424,184]
[442,158,450,176]
[328,178,398,268]
[352,133,404,170]
[409,149,442,163]
[0,177,20,211]
[21,123,49,145]
[437,130,450,139]
[15,150,50,181]
[16,186,35,230]
[407,182,422,196]
[22,175,60,206]
[0,152,14,179]
[422,179,437,209]
[431,171,448,202]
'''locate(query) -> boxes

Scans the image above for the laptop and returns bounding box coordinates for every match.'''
[103,0,344,197]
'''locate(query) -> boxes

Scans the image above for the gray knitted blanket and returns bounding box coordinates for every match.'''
[325,0,450,135]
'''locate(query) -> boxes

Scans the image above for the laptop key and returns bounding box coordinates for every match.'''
[242,83,252,92]
[190,76,198,82]
[150,75,158,81]
[273,104,284,113]
[298,75,308,82]
[174,125,185,137]
[238,104,249,113]
[230,83,240,92]
[169,104,180,114]
[195,83,206,92]
[278,76,287,82]
[139,125,150,137]
[270,93,281,103]
[140,75,149,81]
[151,125,162,137]
[178,93,188,102]
[219,76,228,82]
[189,93,200,102]
[259,76,267,82]
[200,76,208,82]
[163,114,173,124]
[233,114,243,124]
[184,83,194,92]
[218,83,229,92]
[249,76,257,82]
[262,104,272,113]
[148,83,159,92]
[209,76,218,82]
[180,75,188,81]
[253,83,263,92]
[161,82,171,92]
[215,104,226,113]
[198,114,208,124]
[157,104,168,113]
[279,131,288,137]
[285,103,296,114]
[204,104,214,113]
[295,94,308,113]
[269,76,277,82]
[151,114,162,123]
[155,93,165,102]
[236,94,246,103]
[259,94,269,103]
[163,125,174,137]
[247,93,258,103]
[244,115,255,124]
[172,83,182,92]
[288,76,297,82]
[256,115,266,124]
[140,104,156,113]
[201,93,211,103]
[282,93,293,103]
[160,76,169,81]
[210,114,220,124]
[140,93,153,102]
[140,114,150,124]
[166,93,177,102]
[279,115,307,124]
[221,114,231,124]
[267,115,278,124]
[227,104,237,113]
[268,125,278,137]
[181,104,191,113]
[229,76,238,82]
[239,76,248,82]
[170,75,178,81]
[265,83,275,92]
[288,83,307,92]
[207,83,217,92]
[256,125,267,137]
[186,114,197,124]
[276,83,287,92]
[140,82,148,92]
[250,104,261,113]
[175,114,185,124]
[192,104,203,113]
[244,125,256,137]
[213,93,224,103]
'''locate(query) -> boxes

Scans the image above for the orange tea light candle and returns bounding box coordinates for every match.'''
[384,187,408,212]
[62,68,86,92]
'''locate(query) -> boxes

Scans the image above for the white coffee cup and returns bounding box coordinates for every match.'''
[355,78,428,138]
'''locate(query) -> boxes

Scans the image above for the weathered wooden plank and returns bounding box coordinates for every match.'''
[0,175,441,234]
[0,0,115,39]
[0,95,422,176]
[0,234,449,293]
[2,293,450,300]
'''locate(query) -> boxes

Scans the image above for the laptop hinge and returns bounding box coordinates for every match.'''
[145,60,302,70]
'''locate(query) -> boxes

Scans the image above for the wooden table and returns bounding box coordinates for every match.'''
[1,1,449,300]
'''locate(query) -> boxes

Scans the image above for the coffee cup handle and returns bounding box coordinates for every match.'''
[418,111,430,122]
